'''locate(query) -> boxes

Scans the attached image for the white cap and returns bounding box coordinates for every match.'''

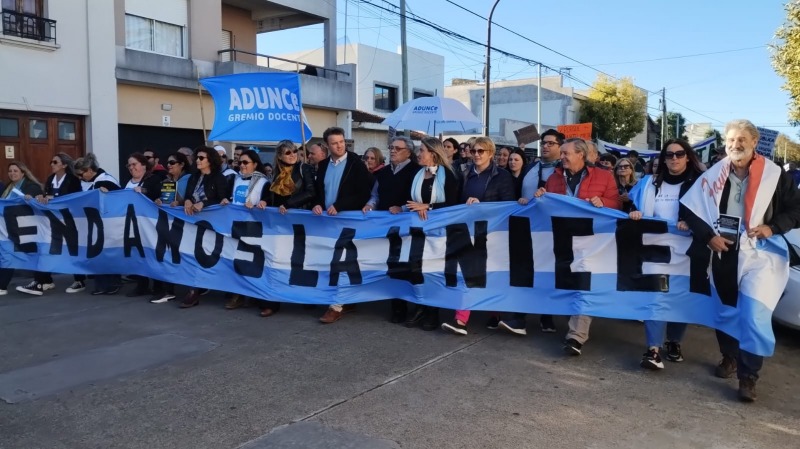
[213,145,226,155]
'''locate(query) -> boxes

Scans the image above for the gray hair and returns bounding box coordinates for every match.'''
[585,140,599,163]
[564,137,589,162]
[724,119,759,141]
[392,136,415,153]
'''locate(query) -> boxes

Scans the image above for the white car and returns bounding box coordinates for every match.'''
[774,229,800,330]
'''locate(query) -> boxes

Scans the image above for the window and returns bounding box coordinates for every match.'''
[374,84,398,111]
[2,0,56,43]
[0,118,18,137]
[125,14,184,57]
[413,90,433,99]
[29,119,47,139]
[58,121,75,140]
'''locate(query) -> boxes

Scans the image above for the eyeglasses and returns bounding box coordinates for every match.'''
[50,160,60,165]
[617,165,631,169]
[283,149,298,156]
[664,151,686,159]
[470,148,488,155]
[542,141,560,147]
[166,160,178,166]
[196,156,207,161]
[239,160,252,166]
[145,155,154,160]
[388,145,407,151]
[460,146,470,151]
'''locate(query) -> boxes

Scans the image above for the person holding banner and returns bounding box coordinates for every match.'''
[506,129,566,336]
[401,137,460,330]
[124,153,163,299]
[28,153,84,295]
[363,137,421,324]
[628,139,704,370]
[533,138,622,354]
[614,158,639,213]
[219,148,271,312]
[180,146,231,308]
[681,119,800,402]
[313,127,373,324]
[441,136,515,336]
[0,162,45,296]
[72,154,123,295]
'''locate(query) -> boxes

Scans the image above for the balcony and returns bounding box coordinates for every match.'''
[1,9,56,43]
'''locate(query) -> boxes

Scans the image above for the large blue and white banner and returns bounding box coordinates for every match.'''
[0,191,787,356]
[200,72,313,142]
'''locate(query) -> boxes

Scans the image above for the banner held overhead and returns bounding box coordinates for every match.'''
[200,72,313,142]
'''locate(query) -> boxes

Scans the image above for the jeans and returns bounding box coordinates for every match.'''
[95,274,121,291]
[644,321,688,349]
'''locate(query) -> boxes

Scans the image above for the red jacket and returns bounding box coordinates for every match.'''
[544,165,622,210]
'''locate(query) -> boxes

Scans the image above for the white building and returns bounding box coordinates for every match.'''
[273,43,445,153]
[0,0,117,182]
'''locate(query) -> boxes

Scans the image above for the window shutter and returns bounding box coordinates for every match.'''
[221,30,232,62]
[126,0,187,26]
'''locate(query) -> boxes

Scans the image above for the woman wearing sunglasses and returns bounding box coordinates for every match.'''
[180,146,230,308]
[628,138,705,370]
[441,136,515,336]
[253,140,318,317]
[614,158,638,213]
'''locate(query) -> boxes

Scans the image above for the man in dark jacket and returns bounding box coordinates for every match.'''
[362,136,420,323]
[682,119,800,402]
[313,127,372,324]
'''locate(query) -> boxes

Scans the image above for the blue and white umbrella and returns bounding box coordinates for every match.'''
[381,96,482,135]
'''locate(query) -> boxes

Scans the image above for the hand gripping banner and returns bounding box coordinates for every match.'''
[0,191,788,356]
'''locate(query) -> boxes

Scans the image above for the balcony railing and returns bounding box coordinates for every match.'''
[2,9,56,43]
[218,48,349,80]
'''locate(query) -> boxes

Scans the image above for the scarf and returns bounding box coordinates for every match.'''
[1,179,23,199]
[681,155,780,241]
[411,166,446,203]
[270,164,296,197]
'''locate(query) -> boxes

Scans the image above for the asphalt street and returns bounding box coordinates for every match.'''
[1,274,798,449]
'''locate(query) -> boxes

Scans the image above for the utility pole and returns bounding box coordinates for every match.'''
[483,0,501,137]
[675,114,680,139]
[537,63,542,155]
[400,0,409,104]
[660,88,667,147]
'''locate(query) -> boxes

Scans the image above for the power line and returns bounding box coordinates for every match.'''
[590,45,765,66]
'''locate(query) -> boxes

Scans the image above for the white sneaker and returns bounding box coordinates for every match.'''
[149,293,176,304]
[42,283,55,291]
[65,281,86,293]
[0,289,7,296]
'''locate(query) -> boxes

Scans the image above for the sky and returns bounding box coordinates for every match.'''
[258,0,796,137]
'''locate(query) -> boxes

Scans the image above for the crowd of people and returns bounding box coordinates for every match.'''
[1,119,798,403]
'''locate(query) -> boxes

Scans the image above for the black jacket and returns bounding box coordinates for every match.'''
[684,167,800,245]
[461,161,515,203]
[44,173,82,198]
[374,160,420,210]
[184,170,230,206]
[2,178,43,198]
[429,166,461,210]
[268,163,317,209]
[314,151,372,211]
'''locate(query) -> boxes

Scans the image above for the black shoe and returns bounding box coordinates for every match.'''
[738,377,757,402]
[664,341,684,362]
[180,290,200,308]
[715,354,737,378]
[404,307,426,328]
[421,307,440,331]
[486,315,500,330]
[390,300,407,324]
[91,285,121,296]
[563,338,583,355]
[640,348,665,370]
[540,315,557,333]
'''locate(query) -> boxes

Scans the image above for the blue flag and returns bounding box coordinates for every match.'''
[200,72,313,142]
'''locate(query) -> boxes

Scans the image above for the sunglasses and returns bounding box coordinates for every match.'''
[167,160,179,165]
[145,155,154,160]
[470,149,488,155]
[196,155,207,161]
[283,149,298,156]
[617,165,631,169]
[664,151,686,159]
[50,160,60,165]
[239,160,252,166]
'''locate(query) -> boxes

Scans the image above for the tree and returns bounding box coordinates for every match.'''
[775,133,800,162]
[655,111,688,140]
[578,74,647,145]
[771,1,800,125]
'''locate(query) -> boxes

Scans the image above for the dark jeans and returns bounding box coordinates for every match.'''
[95,274,122,291]
[712,248,764,380]
[153,280,174,295]
[0,268,13,290]
[33,271,53,284]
